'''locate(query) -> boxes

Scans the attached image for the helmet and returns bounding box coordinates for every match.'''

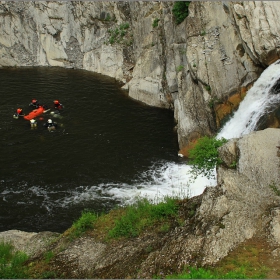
[48,119,53,123]
[17,108,22,114]
[54,100,59,104]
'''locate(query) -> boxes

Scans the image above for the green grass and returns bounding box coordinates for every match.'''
[159,265,266,279]
[0,241,29,279]
[176,65,184,72]
[44,250,54,264]
[68,211,98,239]
[108,197,179,239]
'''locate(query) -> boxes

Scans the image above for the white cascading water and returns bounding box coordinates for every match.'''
[56,60,280,208]
[217,59,280,140]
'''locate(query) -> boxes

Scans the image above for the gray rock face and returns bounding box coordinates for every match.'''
[1,1,279,148]
[0,230,59,256]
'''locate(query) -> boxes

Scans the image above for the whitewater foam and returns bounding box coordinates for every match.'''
[58,161,216,207]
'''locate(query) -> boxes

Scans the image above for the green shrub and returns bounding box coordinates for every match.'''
[188,136,227,179]
[105,14,111,21]
[205,85,211,92]
[172,1,191,25]
[152,18,160,28]
[70,211,98,238]
[201,30,206,36]
[230,160,237,169]
[108,197,178,239]
[107,23,130,45]
[120,22,129,30]
[176,65,184,72]
[0,241,29,279]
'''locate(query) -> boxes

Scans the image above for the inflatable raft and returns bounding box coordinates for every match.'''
[24,106,44,120]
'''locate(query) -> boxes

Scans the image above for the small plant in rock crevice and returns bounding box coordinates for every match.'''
[152,18,160,28]
[176,65,184,72]
[269,183,280,196]
[205,84,211,92]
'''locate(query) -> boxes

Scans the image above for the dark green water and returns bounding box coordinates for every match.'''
[0,67,183,233]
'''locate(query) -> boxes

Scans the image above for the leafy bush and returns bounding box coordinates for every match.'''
[188,136,227,179]
[0,241,29,279]
[172,1,191,24]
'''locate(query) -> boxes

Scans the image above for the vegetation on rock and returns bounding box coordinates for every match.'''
[188,136,227,179]
[107,22,131,45]
[152,18,160,28]
[172,1,191,24]
[0,241,29,279]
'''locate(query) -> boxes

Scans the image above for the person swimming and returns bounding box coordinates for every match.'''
[30,119,37,129]
[53,100,63,110]
[13,108,24,119]
[29,99,40,108]
[43,119,57,132]
[30,99,49,111]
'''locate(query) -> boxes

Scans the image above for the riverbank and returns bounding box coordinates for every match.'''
[1,128,280,278]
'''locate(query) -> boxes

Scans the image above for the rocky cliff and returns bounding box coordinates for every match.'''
[1,1,280,151]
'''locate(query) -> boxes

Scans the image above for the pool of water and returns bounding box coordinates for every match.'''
[0,67,184,233]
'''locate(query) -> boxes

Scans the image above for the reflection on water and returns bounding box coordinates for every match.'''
[0,67,185,232]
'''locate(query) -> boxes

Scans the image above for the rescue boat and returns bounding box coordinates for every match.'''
[24,106,45,120]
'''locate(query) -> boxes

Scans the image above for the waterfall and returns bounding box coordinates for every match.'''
[217,59,280,140]
[66,60,280,206]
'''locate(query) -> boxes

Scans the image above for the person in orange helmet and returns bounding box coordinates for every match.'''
[53,100,63,110]
[29,99,48,110]
[29,99,40,108]
[13,108,24,119]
